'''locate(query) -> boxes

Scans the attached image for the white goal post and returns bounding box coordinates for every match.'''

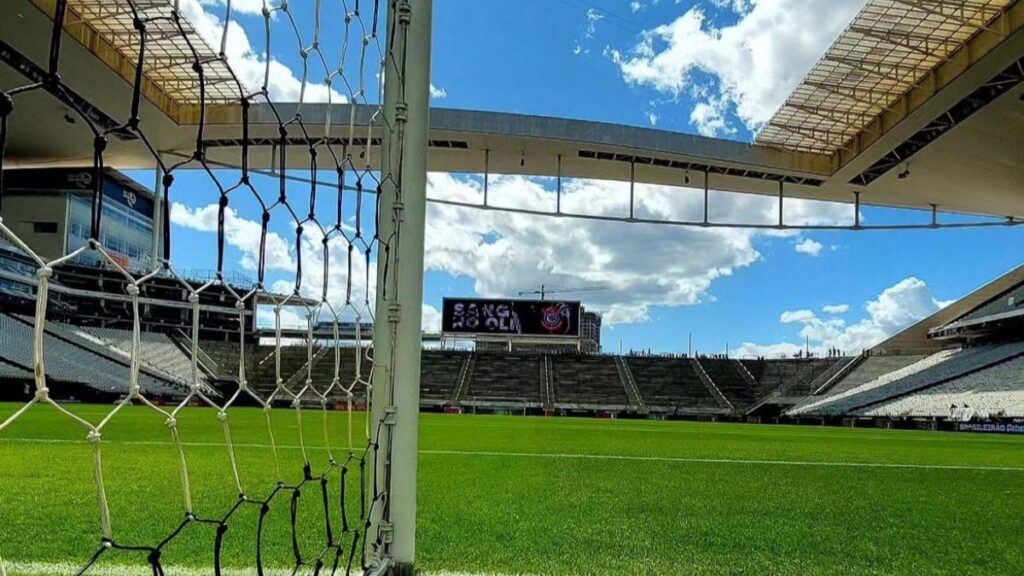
[372,0,433,573]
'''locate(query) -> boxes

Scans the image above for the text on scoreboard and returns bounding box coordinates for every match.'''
[441,298,581,337]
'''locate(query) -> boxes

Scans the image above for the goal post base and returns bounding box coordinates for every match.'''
[389,563,416,576]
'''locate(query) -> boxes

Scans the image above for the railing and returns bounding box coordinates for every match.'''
[691,357,734,412]
[452,352,475,401]
[812,354,866,396]
[614,356,645,409]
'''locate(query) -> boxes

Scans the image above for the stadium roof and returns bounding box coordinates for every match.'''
[757,0,1019,158]
[28,0,238,119]
[1,0,1022,221]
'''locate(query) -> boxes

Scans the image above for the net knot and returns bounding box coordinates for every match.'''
[126,284,139,297]
[217,410,228,423]
[188,293,200,304]
[86,430,101,444]
[36,266,53,280]
[166,417,177,429]
[147,549,161,565]
[34,387,49,401]
[234,300,245,310]
[162,173,174,189]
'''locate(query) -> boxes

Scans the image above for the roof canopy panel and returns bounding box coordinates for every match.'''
[755,0,1016,155]
[38,0,238,107]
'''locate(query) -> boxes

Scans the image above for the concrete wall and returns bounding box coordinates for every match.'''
[2,193,69,260]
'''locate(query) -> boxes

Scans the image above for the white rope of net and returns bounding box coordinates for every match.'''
[0,0,403,573]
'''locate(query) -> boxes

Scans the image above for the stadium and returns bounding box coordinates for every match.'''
[1,0,1023,575]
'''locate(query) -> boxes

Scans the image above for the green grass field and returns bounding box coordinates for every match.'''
[2,402,1023,575]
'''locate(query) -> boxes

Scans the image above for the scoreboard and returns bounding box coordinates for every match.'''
[441,298,581,337]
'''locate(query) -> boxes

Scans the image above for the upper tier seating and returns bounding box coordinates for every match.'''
[959,283,1024,323]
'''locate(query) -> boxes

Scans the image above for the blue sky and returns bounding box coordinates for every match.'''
[152,0,1024,357]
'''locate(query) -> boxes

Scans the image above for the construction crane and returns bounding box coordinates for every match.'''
[516,284,611,300]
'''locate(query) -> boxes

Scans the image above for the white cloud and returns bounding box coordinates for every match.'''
[735,277,949,358]
[646,111,659,126]
[430,84,448,99]
[614,0,866,132]
[780,309,816,324]
[585,9,604,39]
[199,0,265,16]
[709,0,752,14]
[171,202,376,312]
[794,238,823,257]
[689,99,732,137]
[422,305,442,333]
[170,202,294,272]
[178,0,346,103]
[822,304,849,315]
[425,173,851,326]
[172,173,852,331]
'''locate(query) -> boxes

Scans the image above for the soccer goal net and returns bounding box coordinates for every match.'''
[0,0,429,574]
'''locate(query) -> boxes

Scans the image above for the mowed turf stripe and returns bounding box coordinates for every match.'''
[420,449,1024,472]
[3,437,1023,472]
[5,563,522,576]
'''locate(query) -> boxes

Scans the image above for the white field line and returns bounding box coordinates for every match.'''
[2,437,1023,472]
[4,563,519,576]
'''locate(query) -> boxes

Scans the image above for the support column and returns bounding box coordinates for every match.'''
[151,156,163,269]
[372,0,431,573]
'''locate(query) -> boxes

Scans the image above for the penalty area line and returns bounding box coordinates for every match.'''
[2,437,1023,472]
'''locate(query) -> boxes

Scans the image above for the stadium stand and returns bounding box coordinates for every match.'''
[552,355,630,408]
[813,354,927,398]
[793,342,1024,415]
[700,358,761,409]
[861,355,1024,419]
[0,314,185,399]
[623,357,721,412]
[741,358,841,398]
[463,352,542,407]
[956,283,1024,324]
[420,350,467,404]
[60,325,202,388]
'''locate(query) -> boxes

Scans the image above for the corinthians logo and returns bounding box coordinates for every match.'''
[539,303,571,334]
